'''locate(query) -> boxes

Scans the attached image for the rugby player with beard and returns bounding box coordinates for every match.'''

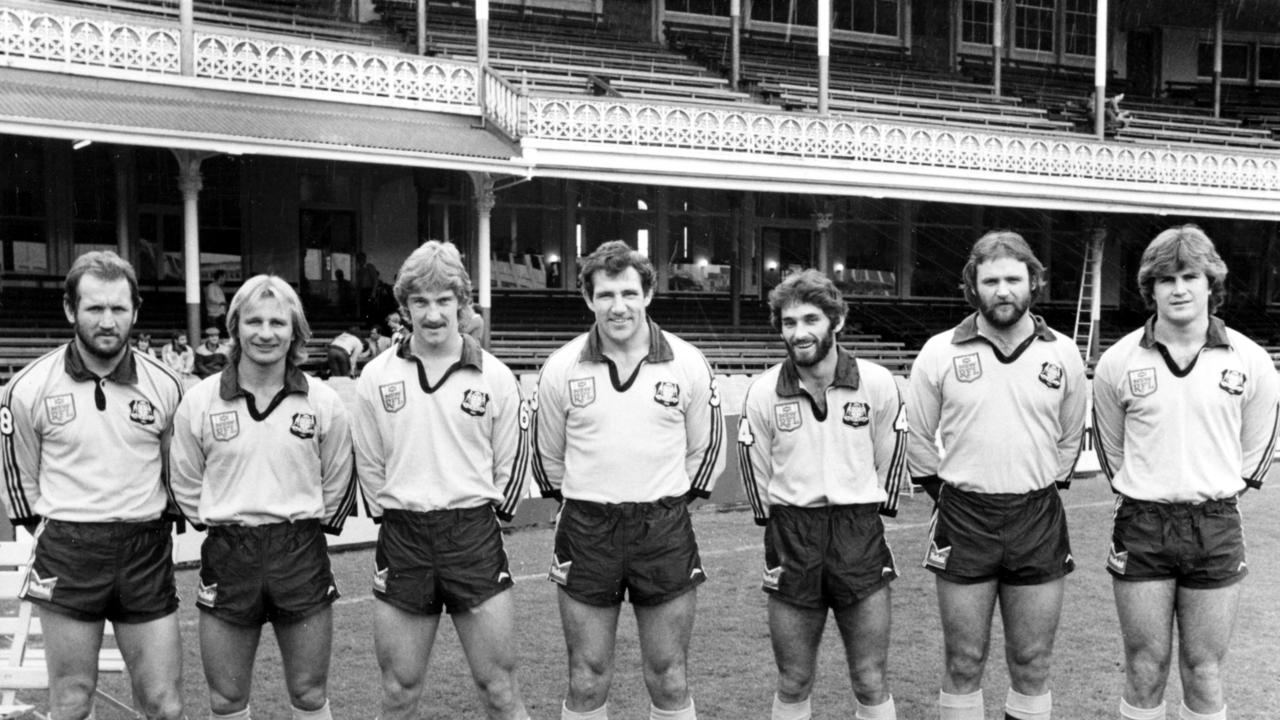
[906,231,1087,720]
[0,251,188,720]
[737,269,907,720]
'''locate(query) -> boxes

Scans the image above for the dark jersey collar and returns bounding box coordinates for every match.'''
[776,345,861,397]
[578,318,673,364]
[950,312,1057,345]
[1139,316,1231,350]
[394,332,485,370]
[64,342,138,385]
[218,361,310,401]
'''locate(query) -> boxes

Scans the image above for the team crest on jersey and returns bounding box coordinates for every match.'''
[44,394,75,426]
[1038,362,1064,390]
[842,401,870,428]
[1107,544,1128,574]
[1219,369,1246,396]
[774,402,803,432]
[197,582,217,607]
[569,378,596,408]
[548,555,572,585]
[210,411,240,442]
[379,382,406,413]
[128,399,157,425]
[762,565,782,591]
[290,413,317,439]
[1128,368,1157,397]
[461,389,490,417]
[924,542,950,570]
[653,381,680,407]
[736,417,755,447]
[953,353,982,383]
[20,568,55,601]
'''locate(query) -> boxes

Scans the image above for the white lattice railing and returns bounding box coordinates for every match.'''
[525,98,1280,193]
[0,7,478,109]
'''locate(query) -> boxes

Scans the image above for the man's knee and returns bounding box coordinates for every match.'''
[944,643,988,690]
[288,683,328,714]
[137,686,184,720]
[849,658,888,702]
[775,662,814,702]
[48,678,96,720]
[1007,638,1054,689]
[568,660,613,706]
[474,669,521,713]
[643,657,690,707]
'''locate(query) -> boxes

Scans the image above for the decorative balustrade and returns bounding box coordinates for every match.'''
[481,65,526,140]
[525,98,1280,193]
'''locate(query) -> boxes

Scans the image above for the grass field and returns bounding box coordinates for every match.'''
[32,473,1280,719]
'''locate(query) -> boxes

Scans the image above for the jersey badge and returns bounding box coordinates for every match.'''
[1219,369,1246,396]
[379,382,406,413]
[290,413,317,439]
[1127,368,1157,397]
[736,417,755,446]
[196,582,217,607]
[211,411,240,442]
[1038,362,1064,390]
[762,565,782,591]
[372,566,388,593]
[20,568,56,601]
[128,399,157,425]
[774,402,803,432]
[44,394,75,426]
[569,378,596,408]
[924,541,950,570]
[653,381,680,407]
[953,353,982,383]
[461,389,490,417]
[842,401,870,428]
[1107,544,1128,574]
[548,555,572,585]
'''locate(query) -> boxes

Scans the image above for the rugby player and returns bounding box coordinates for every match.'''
[352,241,531,720]
[737,269,906,720]
[906,231,1087,720]
[169,275,356,720]
[0,251,187,720]
[532,240,725,720]
[1092,225,1279,720]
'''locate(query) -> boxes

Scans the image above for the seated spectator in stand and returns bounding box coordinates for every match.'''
[386,311,409,344]
[205,270,228,333]
[162,331,196,379]
[327,326,364,379]
[460,303,485,344]
[133,332,160,358]
[194,326,231,378]
[366,325,391,359]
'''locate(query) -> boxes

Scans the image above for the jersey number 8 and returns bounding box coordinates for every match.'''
[0,406,13,436]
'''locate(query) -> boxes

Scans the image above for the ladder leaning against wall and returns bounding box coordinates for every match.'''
[1073,229,1107,364]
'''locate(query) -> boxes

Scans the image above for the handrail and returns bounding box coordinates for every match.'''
[481,63,527,140]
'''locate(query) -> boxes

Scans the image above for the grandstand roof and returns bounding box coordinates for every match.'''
[0,67,521,172]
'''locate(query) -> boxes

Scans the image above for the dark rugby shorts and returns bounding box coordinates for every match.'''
[922,483,1074,585]
[550,495,705,607]
[374,506,513,616]
[1108,496,1246,589]
[764,503,897,610]
[23,519,178,623]
[197,519,338,626]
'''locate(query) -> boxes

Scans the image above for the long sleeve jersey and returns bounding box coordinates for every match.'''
[352,335,529,521]
[907,313,1088,494]
[1092,317,1280,502]
[737,348,907,525]
[531,320,725,504]
[1,343,184,525]
[168,363,356,533]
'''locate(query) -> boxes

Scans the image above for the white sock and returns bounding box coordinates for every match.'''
[1006,689,1051,720]
[772,694,812,720]
[292,699,332,720]
[212,708,251,720]
[940,689,984,720]
[1179,703,1225,720]
[562,700,609,720]
[855,694,896,720]
[650,698,696,720]
[1120,698,1167,720]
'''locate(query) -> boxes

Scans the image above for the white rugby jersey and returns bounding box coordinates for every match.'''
[907,314,1088,494]
[531,320,725,504]
[737,348,907,525]
[1092,317,1280,502]
[352,334,529,521]
[169,364,356,533]
[1,343,184,525]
